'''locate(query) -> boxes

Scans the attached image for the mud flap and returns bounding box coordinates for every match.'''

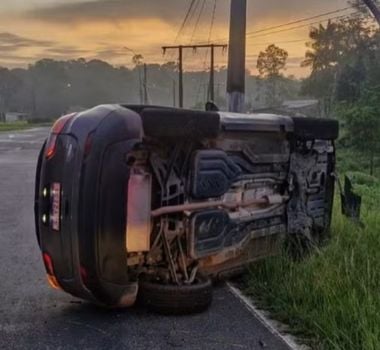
[341,176,362,221]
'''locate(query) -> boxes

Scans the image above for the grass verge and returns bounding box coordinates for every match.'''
[245,180,380,350]
[0,121,51,132]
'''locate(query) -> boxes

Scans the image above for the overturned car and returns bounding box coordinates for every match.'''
[35,105,338,313]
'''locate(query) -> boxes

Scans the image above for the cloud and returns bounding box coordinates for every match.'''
[0,32,91,65]
[0,53,35,61]
[26,0,185,24]
[24,0,348,27]
[92,46,130,60]
[44,46,89,55]
[0,32,54,50]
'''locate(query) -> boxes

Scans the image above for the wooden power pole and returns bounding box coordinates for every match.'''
[172,79,177,107]
[143,63,149,105]
[209,44,215,101]
[227,0,247,113]
[162,44,227,108]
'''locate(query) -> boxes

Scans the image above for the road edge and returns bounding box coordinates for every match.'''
[226,282,307,350]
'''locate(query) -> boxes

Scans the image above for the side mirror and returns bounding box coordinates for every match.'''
[205,101,219,112]
[341,176,362,221]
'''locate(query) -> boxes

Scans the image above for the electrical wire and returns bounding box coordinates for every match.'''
[183,0,205,61]
[168,1,199,65]
[208,0,218,43]
[175,0,198,43]
[246,11,361,39]
[253,39,307,45]
[190,0,207,43]
[195,0,218,104]
[245,6,353,36]
[193,7,360,45]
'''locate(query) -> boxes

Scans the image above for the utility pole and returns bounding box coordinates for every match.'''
[179,46,183,108]
[227,0,247,113]
[162,43,227,108]
[138,68,143,104]
[362,0,380,25]
[143,63,149,105]
[209,44,215,101]
[172,79,176,107]
[123,47,146,104]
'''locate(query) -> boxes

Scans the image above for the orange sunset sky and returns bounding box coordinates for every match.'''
[0,0,351,77]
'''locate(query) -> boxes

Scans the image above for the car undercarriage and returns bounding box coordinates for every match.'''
[35,105,338,313]
[125,110,336,289]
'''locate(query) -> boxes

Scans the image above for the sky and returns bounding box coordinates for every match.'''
[0,0,351,77]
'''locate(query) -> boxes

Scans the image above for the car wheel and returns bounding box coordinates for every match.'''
[138,274,213,315]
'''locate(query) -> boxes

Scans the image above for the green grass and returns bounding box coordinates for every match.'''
[0,121,30,132]
[336,147,380,178]
[0,121,51,132]
[245,180,380,350]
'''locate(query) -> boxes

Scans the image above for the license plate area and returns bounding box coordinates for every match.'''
[50,182,61,231]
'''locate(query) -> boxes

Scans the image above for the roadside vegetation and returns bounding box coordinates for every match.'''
[245,4,380,349]
[246,175,380,350]
[0,121,31,132]
[0,121,51,132]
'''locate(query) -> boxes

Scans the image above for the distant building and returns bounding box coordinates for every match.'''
[5,112,29,123]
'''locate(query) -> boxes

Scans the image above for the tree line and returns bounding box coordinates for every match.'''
[301,13,379,175]
[0,57,301,122]
[0,4,378,173]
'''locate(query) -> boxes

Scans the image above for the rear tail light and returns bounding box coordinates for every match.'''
[80,266,88,283]
[42,253,61,290]
[45,113,76,160]
[46,275,61,290]
[84,131,95,157]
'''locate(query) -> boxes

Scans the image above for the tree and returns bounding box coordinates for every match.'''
[351,0,380,24]
[132,54,144,66]
[257,44,288,77]
[340,87,380,175]
[257,44,288,106]
[0,68,21,121]
[29,59,70,118]
[301,17,378,116]
[302,21,342,72]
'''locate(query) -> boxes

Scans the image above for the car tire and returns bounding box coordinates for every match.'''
[292,117,339,140]
[141,108,220,139]
[138,274,213,315]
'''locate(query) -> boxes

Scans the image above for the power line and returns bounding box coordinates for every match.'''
[169,1,199,68]
[186,0,202,40]
[208,0,218,42]
[207,0,218,101]
[251,39,307,46]
[175,0,198,43]
[184,0,204,60]
[190,0,206,43]
[246,11,361,38]
[194,7,360,45]
[196,0,218,103]
[246,6,353,36]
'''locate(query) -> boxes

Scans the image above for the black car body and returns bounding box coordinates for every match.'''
[35,104,338,311]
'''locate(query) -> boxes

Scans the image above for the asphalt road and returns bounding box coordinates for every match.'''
[0,127,291,350]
